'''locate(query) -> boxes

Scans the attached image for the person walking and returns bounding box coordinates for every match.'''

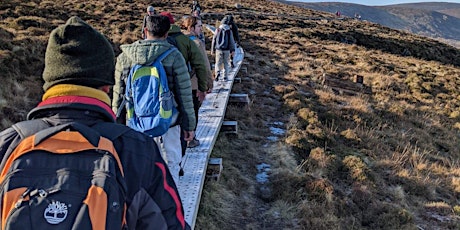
[142,5,156,39]
[160,12,209,152]
[0,16,189,229]
[182,16,214,148]
[211,16,235,81]
[190,0,202,15]
[191,9,206,44]
[112,15,196,184]
[223,14,240,47]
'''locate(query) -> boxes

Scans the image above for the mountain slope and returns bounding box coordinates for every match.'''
[381,5,460,40]
[287,1,460,46]
[389,2,460,18]
[1,0,460,229]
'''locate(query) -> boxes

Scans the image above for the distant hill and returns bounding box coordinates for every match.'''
[284,1,460,47]
[389,2,460,18]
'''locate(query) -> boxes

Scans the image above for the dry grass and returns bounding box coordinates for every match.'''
[2,0,460,229]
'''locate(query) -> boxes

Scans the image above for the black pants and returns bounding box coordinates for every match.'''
[180,90,201,156]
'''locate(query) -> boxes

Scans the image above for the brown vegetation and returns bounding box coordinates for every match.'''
[1,0,460,229]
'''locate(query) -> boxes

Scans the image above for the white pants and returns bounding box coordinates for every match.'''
[215,50,231,80]
[154,125,182,184]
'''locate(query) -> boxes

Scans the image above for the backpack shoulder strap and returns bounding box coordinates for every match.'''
[166,32,182,47]
[91,122,131,141]
[16,122,106,146]
[156,47,176,63]
[12,119,51,140]
[13,120,129,144]
[154,47,177,93]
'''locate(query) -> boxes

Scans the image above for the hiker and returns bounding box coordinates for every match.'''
[182,16,214,148]
[191,0,202,15]
[355,13,361,20]
[335,10,341,17]
[192,9,201,18]
[222,14,240,68]
[160,11,209,151]
[0,16,189,229]
[223,14,240,47]
[189,10,206,44]
[211,16,236,81]
[142,5,156,39]
[112,15,196,184]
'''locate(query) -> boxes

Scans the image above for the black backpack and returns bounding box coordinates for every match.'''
[0,120,128,229]
[166,32,193,74]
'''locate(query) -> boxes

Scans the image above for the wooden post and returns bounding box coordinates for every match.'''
[229,93,249,107]
[206,158,223,181]
[355,75,364,84]
[221,121,238,134]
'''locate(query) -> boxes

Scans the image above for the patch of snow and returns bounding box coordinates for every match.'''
[269,127,285,135]
[256,163,271,184]
[272,121,284,126]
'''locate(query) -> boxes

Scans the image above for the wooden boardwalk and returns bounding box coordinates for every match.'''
[177,47,244,229]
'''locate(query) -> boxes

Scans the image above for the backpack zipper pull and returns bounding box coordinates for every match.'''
[15,188,31,208]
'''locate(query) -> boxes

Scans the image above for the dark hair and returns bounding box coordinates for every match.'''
[146,15,170,37]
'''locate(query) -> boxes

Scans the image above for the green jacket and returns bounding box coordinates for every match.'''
[168,25,208,92]
[112,39,196,131]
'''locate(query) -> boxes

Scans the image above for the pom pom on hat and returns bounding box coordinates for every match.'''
[160,12,175,24]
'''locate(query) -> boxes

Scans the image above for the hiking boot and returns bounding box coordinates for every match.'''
[223,77,228,81]
[215,72,220,81]
[187,138,200,148]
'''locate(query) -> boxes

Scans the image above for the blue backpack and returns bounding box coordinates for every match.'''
[124,48,178,137]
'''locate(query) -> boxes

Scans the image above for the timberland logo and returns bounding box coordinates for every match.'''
[44,201,68,224]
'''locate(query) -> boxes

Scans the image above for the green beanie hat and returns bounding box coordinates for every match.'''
[42,16,115,91]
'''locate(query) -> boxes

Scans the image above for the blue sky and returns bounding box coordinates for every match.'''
[290,0,460,6]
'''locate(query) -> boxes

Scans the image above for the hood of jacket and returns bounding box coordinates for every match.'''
[219,24,231,31]
[119,39,175,65]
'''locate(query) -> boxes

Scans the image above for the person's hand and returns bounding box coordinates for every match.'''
[196,91,206,103]
[183,130,195,142]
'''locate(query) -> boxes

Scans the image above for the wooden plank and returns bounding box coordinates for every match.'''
[178,116,222,227]
[199,49,245,117]
[177,47,244,229]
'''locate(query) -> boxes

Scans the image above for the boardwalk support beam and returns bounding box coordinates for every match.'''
[206,158,223,181]
[229,93,249,106]
[221,121,238,134]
